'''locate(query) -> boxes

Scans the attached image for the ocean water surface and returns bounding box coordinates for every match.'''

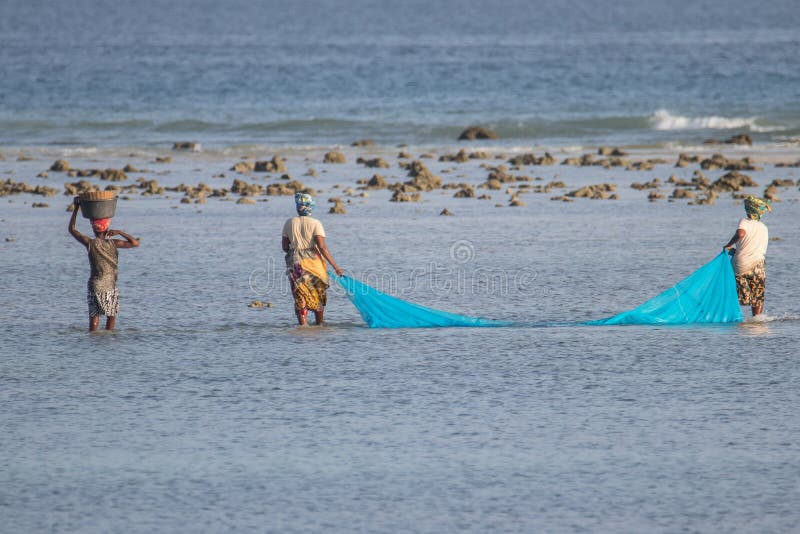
[0,0,799,147]
[2,150,800,531]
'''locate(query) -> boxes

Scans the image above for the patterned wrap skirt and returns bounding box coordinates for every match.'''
[735,259,766,307]
[289,264,328,312]
[87,282,120,317]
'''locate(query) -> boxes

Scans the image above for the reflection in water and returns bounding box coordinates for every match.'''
[739,316,773,337]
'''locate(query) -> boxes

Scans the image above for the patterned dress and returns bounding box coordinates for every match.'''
[86,238,119,317]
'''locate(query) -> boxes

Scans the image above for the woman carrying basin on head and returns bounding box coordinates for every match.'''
[724,195,771,317]
[282,193,344,326]
[68,197,140,331]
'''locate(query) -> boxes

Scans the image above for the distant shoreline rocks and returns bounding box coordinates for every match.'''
[458,126,499,141]
[172,142,202,152]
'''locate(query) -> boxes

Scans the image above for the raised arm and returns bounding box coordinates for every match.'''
[724,228,745,250]
[314,235,343,276]
[106,229,139,249]
[68,197,90,247]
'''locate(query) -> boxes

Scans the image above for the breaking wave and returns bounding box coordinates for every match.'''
[650,109,782,133]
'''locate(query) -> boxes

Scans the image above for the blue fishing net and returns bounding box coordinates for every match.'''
[587,251,743,325]
[332,251,743,328]
[331,273,511,328]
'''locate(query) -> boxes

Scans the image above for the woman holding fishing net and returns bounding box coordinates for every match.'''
[282,193,344,326]
[724,195,772,317]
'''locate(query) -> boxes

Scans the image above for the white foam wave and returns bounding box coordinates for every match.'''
[745,312,800,323]
[650,109,782,133]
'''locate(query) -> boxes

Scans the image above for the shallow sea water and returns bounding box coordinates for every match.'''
[2,151,800,532]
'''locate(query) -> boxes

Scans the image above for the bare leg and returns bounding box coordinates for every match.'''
[314,309,324,326]
[106,316,116,330]
[752,303,763,316]
[296,308,308,326]
[89,315,99,332]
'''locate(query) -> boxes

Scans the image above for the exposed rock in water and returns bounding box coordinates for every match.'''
[305,168,318,176]
[236,196,257,205]
[265,180,311,196]
[561,153,599,166]
[508,195,527,207]
[439,208,454,216]
[255,156,286,173]
[231,161,256,174]
[690,190,718,205]
[123,164,139,173]
[699,154,727,171]
[507,152,556,166]
[172,142,202,152]
[231,179,263,196]
[439,149,469,163]
[567,183,617,199]
[774,160,800,168]
[138,179,166,196]
[323,151,346,164]
[50,159,71,172]
[32,202,50,208]
[769,178,795,187]
[598,147,628,157]
[397,151,412,159]
[99,169,128,181]
[469,151,491,159]
[550,195,575,202]
[329,200,347,214]
[453,185,475,198]
[356,157,390,168]
[155,156,172,163]
[63,180,96,195]
[0,179,57,197]
[699,154,761,172]
[360,174,388,190]
[647,191,665,202]
[727,158,760,171]
[691,170,709,188]
[351,139,375,147]
[37,172,49,178]
[726,134,753,146]
[671,188,696,199]
[763,184,780,202]
[675,153,701,167]
[480,178,503,190]
[627,160,657,171]
[631,178,661,190]
[667,175,692,186]
[390,190,421,202]
[402,160,442,191]
[477,194,492,200]
[457,126,499,140]
[248,300,265,308]
[709,171,758,192]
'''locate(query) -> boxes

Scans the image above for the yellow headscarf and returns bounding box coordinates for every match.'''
[744,195,771,221]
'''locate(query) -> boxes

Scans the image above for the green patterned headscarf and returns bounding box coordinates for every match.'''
[744,195,772,221]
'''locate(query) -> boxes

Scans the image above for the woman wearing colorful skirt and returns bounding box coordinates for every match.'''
[724,195,771,317]
[282,193,344,326]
